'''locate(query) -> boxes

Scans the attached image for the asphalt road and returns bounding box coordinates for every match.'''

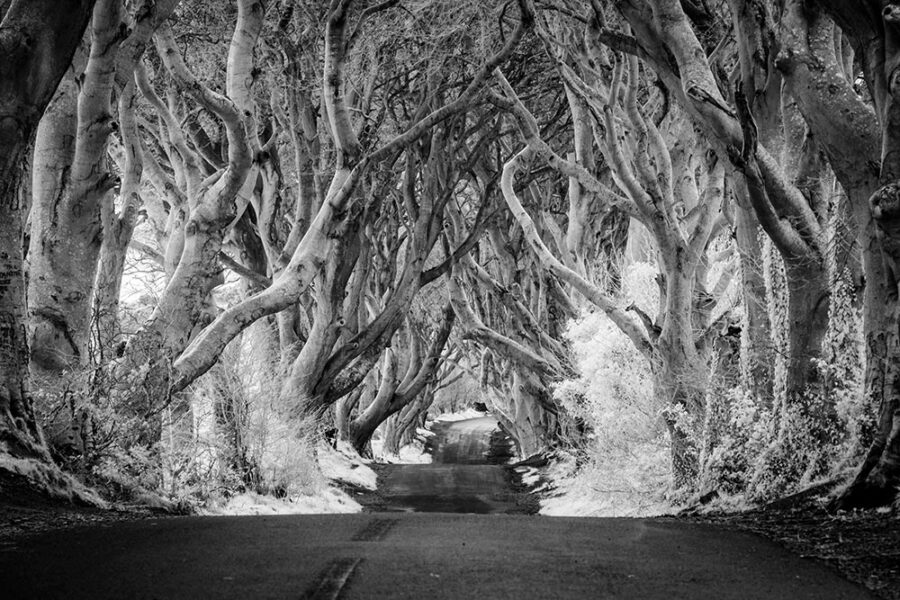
[0,512,876,599]
[377,416,518,513]
[0,417,878,599]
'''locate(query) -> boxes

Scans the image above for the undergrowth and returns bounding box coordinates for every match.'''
[31,322,327,510]
[547,257,872,516]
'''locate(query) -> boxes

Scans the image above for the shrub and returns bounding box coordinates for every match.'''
[552,280,671,514]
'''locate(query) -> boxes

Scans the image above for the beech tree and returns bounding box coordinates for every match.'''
[493,54,734,486]
[346,306,455,454]
[101,2,263,439]
[28,0,180,372]
[10,0,537,465]
[604,0,896,506]
[513,0,893,503]
[606,1,833,416]
[167,0,534,403]
[29,0,125,372]
[809,0,900,507]
[466,0,876,495]
[0,0,96,459]
[449,209,578,455]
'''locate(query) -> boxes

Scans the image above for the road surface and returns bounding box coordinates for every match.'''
[0,512,876,599]
[0,416,878,599]
[376,416,520,513]
[429,416,499,464]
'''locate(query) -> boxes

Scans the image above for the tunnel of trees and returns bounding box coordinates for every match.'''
[1,0,899,511]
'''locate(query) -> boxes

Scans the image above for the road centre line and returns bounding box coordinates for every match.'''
[299,557,362,600]
[351,518,398,542]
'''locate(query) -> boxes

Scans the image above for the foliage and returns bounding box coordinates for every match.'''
[166,323,327,503]
[552,263,670,513]
[33,320,327,507]
[702,264,866,502]
[820,272,869,460]
[699,388,772,495]
[551,246,870,510]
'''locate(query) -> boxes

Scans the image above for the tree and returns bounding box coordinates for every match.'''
[0,0,96,460]
[809,0,900,508]
[167,0,534,401]
[494,59,732,488]
[28,0,180,372]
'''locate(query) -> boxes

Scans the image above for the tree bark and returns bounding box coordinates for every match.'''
[733,201,774,403]
[28,0,123,370]
[92,78,142,360]
[0,0,96,459]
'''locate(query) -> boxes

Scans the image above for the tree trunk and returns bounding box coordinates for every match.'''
[0,154,46,459]
[783,259,830,402]
[335,387,364,441]
[734,202,774,404]
[28,0,122,370]
[348,306,455,455]
[381,413,402,456]
[0,0,96,459]
[348,349,398,454]
[92,79,143,361]
[383,387,433,455]
[503,369,555,458]
[27,74,79,370]
[835,182,900,508]
[775,0,889,507]
[656,265,707,490]
[113,17,255,423]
